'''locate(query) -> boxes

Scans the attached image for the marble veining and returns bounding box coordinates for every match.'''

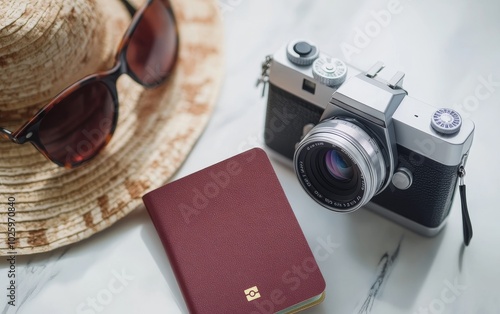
[355,238,403,314]
[1,249,68,314]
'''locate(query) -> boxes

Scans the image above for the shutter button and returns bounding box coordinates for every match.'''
[286,39,319,66]
[294,42,312,55]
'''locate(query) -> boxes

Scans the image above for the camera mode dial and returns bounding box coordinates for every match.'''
[286,39,319,66]
[431,108,462,135]
[312,56,347,87]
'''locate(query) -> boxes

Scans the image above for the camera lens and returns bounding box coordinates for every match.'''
[294,119,387,212]
[325,150,354,182]
[311,147,362,202]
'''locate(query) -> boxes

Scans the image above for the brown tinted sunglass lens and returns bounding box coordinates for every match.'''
[38,82,115,167]
[126,0,177,85]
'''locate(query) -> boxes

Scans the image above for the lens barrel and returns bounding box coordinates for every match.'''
[294,119,386,212]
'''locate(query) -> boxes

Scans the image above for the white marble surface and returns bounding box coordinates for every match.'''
[2,0,500,313]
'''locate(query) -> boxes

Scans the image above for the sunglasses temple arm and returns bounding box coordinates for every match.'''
[119,0,137,17]
[0,127,16,142]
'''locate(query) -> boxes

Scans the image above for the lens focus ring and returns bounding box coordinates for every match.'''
[293,119,386,212]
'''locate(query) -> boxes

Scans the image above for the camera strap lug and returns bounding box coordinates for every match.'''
[256,55,273,97]
[458,164,473,246]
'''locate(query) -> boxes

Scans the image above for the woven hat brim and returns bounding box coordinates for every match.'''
[0,0,224,255]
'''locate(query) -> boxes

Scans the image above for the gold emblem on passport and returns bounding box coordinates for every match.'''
[244,286,261,301]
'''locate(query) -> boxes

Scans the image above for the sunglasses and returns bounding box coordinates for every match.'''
[0,0,179,168]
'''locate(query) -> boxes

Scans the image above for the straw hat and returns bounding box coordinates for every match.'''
[0,0,224,255]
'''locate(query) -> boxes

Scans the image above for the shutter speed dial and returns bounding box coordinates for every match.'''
[431,108,462,135]
[312,56,348,87]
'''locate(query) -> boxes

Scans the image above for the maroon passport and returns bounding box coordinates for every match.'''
[143,148,326,314]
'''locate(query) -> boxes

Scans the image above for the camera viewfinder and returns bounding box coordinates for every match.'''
[302,79,316,94]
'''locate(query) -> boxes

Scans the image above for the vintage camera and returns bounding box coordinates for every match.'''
[262,39,475,236]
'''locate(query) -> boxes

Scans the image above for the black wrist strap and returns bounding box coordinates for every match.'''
[459,167,473,246]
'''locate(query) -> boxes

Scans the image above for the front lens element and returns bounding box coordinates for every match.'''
[294,119,387,212]
[325,149,354,182]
